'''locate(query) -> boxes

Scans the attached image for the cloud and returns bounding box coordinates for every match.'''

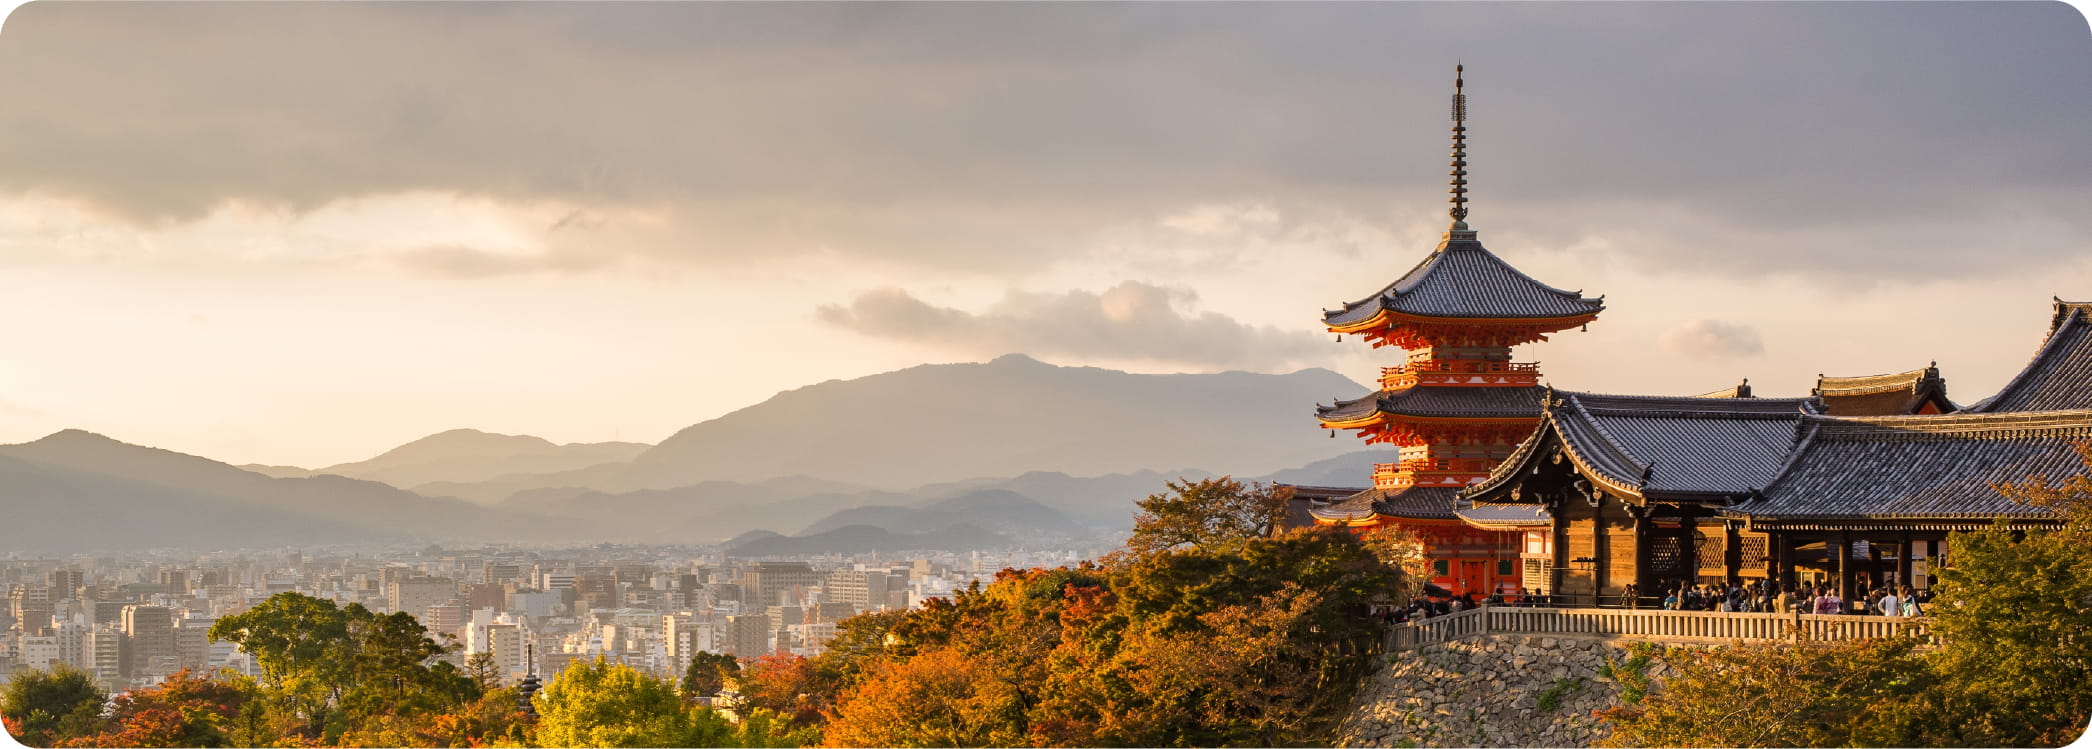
[1658,319,1766,359]
[0,2,2084,280]
[816,282,1330,370]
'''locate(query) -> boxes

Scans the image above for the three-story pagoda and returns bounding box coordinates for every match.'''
[1308,66,1604,597]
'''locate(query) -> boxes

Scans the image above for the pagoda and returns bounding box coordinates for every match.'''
[1307,66,1604,598]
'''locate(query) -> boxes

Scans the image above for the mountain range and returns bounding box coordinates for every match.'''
[0,356,1383,553]
[242,429,649,494]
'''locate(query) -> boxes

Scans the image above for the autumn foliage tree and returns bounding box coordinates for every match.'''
[814,477,1404,747]
[1597,637,1936,748]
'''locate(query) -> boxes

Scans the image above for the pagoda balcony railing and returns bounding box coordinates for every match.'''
[1384,361,1540,377]
[1374,459,1498,475]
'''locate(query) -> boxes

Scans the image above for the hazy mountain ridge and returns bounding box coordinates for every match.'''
[0,358,1386,554]
[246,429,651,494]
[0,430,594,550]
[411,355,1368,500]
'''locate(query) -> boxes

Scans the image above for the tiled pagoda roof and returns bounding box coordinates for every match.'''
[1964,302,2092,413]
[1322,230,1604,327]
[1317,384,1546,423]
[1723,410,2089,526]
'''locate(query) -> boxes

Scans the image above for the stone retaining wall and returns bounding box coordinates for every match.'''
[1334,634,1697,748]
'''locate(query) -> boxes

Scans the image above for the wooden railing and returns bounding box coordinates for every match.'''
[1384,361,1541,376]
[1385,606,1932,652]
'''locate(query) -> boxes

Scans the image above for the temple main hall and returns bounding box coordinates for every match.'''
[1285,66,2091,606]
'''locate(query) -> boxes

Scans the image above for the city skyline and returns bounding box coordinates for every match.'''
[1,2,2088,467]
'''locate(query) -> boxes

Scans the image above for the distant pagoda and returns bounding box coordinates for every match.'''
[1307,66,1604,598]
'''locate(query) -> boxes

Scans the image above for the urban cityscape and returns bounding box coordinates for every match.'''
[0,544,1107,698]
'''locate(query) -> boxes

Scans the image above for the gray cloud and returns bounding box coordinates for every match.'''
[1658,319,1766,359]
[817,282,1329,369]
[0,2,2086,278]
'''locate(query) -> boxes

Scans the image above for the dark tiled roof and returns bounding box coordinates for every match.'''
[1464,391,1819,501]
[1323,230,1604,326]
[1279,484,1368,528]
[1570,393,1815,497]
[1455,501,1552,527]
[1367,487,1464,520]
[1814,365,1953,416]
[1304,486,1464,521]
[1966,305,2092,413]
[1729,410,2092,521]
[1317,385,1546,422]
[1305,487,1382,522]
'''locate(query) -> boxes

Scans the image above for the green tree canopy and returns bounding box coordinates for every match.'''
[1124,477,1291,555]
[682,651,741,705]
[533,657,732,748]
[1,663,105,747]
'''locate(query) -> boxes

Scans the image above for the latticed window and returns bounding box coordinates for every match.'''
[1695,534,1725,571]
[1738,536,1768,564]
[1647,536,1691,577]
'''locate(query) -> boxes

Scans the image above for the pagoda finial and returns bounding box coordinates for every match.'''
[1449,63,1470,228]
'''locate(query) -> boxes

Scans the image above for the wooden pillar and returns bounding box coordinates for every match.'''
[1594,497,1609,607]
[1724,521,1743,586]
[1632,508,1648,608]
[1836,531,1854,610]
[1551,499,1569,598]
[1896,531,1912,588]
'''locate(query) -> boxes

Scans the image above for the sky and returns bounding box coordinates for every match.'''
[0,1,2088,468]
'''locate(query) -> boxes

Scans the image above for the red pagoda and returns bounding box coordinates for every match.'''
[1304,66,1604,598]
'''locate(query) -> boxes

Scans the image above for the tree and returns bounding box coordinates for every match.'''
[1596,637,1934,748]
[1909,441,2092,747]
[681,652,740,705]
[1359,524,1432,601]
[820,648,1026,748]
[208,592,351,733]
[736,653,827,728]
[465,651,502,695]
[1,664,105,747]
[58,669,258,749]
[1125,478,1291,555]
[533,658,732,748]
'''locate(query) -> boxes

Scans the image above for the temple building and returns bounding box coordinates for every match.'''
[1458,299,2092,608]
[1297,66,1603,598]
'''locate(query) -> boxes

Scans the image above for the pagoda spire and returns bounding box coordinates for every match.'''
[1449,64,1470,228]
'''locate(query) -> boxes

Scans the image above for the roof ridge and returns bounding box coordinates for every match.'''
[1563,390,1815,418]
[1810,408,2092,438]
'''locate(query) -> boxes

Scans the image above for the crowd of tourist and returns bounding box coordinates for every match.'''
[1373,580,1933,624]
[1653,580,1929,616]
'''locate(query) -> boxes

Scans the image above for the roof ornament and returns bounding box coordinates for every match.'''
[1449,63,1470,230]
